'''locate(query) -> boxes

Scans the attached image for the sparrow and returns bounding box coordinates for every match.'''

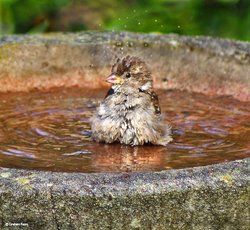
[91,56,172,146]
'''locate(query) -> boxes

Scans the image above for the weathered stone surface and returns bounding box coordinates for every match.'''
[0,159,249,229]
[0,32,249,101]
[0,32,249,229]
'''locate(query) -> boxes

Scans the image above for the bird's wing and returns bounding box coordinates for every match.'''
[148,91,161,115]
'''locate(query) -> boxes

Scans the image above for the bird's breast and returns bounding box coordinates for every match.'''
[101,92,153,119]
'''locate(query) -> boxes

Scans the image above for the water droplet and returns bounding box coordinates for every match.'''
[143,42,149,47]
[127,41,134,47]
[154,19,158,22]
[177,25,181,29]
[115,42,123,47]
[124,25,127,28]
[169,40,179,48]
[133,9,136,13]
[118,18,121,21]
[138,22,141,25]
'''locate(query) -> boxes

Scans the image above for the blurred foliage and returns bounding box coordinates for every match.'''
[0,0,250,40]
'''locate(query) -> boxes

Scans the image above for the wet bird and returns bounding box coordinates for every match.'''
[91,56,172,146]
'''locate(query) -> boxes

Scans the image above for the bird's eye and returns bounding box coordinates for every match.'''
[126,73,131,78]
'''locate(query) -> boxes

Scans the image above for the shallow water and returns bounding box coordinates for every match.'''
[0,87,249,172]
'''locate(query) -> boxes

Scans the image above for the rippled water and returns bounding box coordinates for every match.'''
[0,88,249,172]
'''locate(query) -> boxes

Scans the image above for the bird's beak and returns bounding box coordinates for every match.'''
[106,74,124,84]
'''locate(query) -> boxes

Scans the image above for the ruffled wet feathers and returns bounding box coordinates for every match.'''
[91,56,172,146]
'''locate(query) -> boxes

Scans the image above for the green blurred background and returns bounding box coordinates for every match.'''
[1,0,250,41]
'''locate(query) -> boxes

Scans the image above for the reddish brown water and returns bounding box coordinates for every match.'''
[0,87,249,173]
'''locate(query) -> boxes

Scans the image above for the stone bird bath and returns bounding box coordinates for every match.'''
[0,32,249,229]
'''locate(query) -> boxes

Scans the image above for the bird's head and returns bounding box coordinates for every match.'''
[106,56,153,91]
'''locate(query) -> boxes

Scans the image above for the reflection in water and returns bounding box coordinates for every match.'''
[0,88,249,172]
[89,144,167,172]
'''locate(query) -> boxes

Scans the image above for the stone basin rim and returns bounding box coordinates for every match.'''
[0,158,249,230]
[0,158,250,186]
[0,31,250,101]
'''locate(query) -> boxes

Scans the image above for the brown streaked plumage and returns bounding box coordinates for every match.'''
[91,56,172,146]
